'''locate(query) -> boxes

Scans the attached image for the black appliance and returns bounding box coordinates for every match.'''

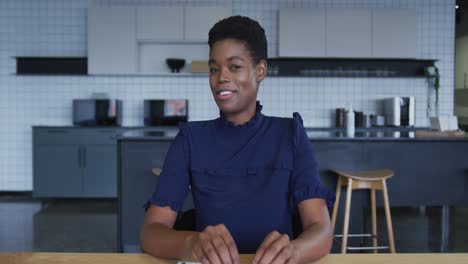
[144,99,188,126]
[73,99,122,126]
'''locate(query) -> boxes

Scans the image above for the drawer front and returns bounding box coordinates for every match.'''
[33,128,124,145]
[34,128,82,145]
[84,129,123,145]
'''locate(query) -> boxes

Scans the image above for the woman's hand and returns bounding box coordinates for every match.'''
[251,231,299,264]
[190,224,239,264]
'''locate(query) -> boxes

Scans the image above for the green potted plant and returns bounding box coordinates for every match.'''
[425,65,440,117]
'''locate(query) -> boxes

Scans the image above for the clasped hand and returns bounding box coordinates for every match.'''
[190,224,299,264]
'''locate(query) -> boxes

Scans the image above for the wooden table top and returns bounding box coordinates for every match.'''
[1,253,468,264]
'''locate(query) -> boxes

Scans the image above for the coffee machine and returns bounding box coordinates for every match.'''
[384,97,415,127]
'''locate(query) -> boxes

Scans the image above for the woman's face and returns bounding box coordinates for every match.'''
[208,38,266,116]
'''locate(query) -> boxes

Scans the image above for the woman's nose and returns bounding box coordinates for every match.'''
[218,67,230,83]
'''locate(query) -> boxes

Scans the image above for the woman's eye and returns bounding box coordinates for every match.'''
[209,68,219,73]
[230,65,241,71]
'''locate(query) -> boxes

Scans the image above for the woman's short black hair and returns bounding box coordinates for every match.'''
[208,15,267,65]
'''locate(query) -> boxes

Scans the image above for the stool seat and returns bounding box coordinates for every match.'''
[331,169,396,254]
[332,169,393,181]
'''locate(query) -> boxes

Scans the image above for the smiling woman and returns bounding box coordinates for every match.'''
[208,38,266,125]
[140,16,335,264]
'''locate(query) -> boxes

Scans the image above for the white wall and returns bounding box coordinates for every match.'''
[0,0,456,191]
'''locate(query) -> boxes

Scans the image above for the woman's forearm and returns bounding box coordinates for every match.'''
[291,221,333,264]
[140,222,198,259]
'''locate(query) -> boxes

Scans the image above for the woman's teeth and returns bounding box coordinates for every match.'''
[220,91,232,95]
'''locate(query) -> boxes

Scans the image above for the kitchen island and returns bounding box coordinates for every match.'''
[117,128,468,253]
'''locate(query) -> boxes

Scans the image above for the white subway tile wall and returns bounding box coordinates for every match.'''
[0,0,455,191]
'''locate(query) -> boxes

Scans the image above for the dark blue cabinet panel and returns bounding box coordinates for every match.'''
[312,141,364,188]
[34,145,82,197]
[365,142,468,206]
[83,144,117,197]
[33,127,121,198]
[119,140,194,253]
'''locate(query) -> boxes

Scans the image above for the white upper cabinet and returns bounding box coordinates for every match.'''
[279,8,417,59]
[185,7,232,41]
[136,7,184,41]
[279,8,326,57]
[326,10,372,58]
[88,7,137,75]
[372,10,417,58]
[88,5,230,75]
[136,6,231,42]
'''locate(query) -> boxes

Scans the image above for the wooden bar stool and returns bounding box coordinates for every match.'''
[331,169,395,254]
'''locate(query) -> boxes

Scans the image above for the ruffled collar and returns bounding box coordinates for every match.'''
[218,101,264,128]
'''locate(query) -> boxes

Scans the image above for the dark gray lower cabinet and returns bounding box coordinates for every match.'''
[34,145,82,197]
[83,144,117,197]
[312,140,468,206]
[364,142,467,206]
[119,140,194,253]
[33,127,119,198]
[312,142,364,188]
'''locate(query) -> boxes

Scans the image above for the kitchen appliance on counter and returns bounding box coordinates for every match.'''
[335,108,345,128]
[370,114,385,127]
[384,97,415,126]
[144,99,188,126]
[73,99,122,126]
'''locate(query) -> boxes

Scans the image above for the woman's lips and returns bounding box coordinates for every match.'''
[216,90,236,101]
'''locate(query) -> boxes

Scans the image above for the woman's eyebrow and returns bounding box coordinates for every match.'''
[209,56,245,65]
[227,56,245,62]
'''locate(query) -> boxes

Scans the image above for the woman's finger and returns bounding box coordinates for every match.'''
[217,224,239,264]
[252,231,282,264]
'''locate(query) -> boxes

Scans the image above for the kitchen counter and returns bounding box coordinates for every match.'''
[305,130,468,141]
[118,127,468,141]
[37,125,467,141]
[119,129,179,140]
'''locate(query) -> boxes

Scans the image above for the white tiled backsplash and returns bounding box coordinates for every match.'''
[0,0,455,191]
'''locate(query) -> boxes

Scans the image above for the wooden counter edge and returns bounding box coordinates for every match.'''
[1,253,468,264]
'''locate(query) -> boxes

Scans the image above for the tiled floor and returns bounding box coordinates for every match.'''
[0,194,117,252]
[0,194,467,253]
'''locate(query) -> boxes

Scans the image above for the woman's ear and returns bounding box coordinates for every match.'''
[256,60,267,83]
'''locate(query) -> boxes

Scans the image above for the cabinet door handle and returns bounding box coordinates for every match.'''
[464,73,467,89]
[78,147,82,168]
[83,147,86,168]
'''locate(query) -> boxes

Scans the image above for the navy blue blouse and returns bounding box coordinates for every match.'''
[146,102,335,253]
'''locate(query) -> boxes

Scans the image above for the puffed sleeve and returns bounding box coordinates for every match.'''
[290,113,335,210]
[144,123,191,212]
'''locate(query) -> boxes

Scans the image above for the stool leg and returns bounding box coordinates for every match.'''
[371,188,378,253]
[331,176,342,232]
[342,178,353,254]
[382,179,395,253]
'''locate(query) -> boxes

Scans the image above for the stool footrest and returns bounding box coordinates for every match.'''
[346,246,389,251]
[334,233,374,238]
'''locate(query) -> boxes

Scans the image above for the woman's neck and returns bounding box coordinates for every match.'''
[223,103,257,126]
